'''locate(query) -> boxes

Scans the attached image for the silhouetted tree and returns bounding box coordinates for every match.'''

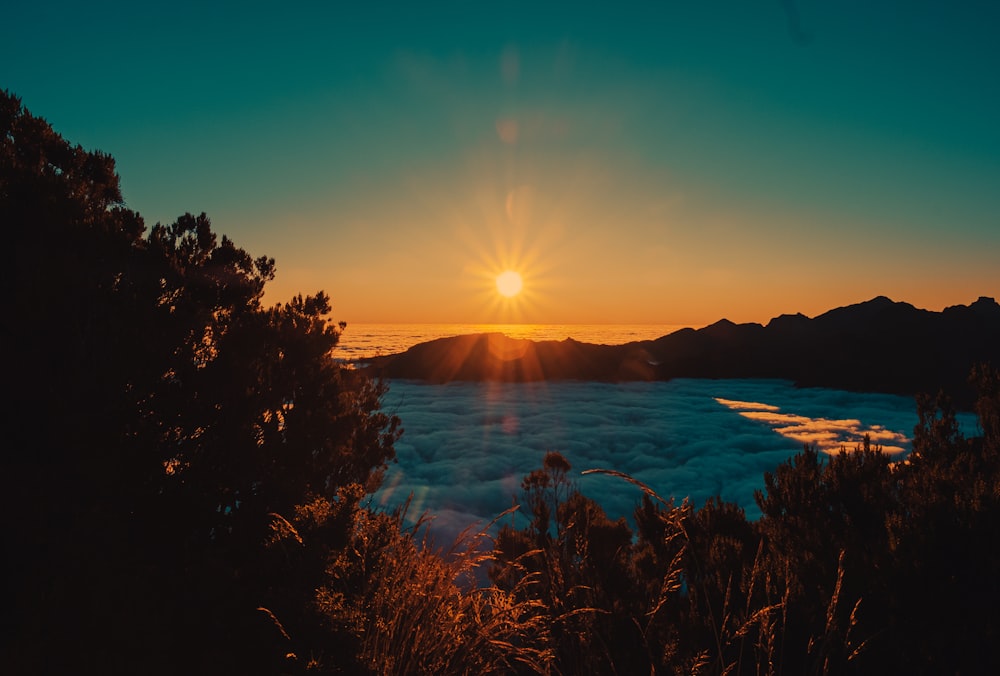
[4,89,398,674]
[881,380,1000,673]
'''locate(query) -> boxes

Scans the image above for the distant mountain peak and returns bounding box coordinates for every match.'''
[766,312,809,329]
[858,295,914,310]
[815,295,917,323]
[954,296,1000,318]
[709,318,736,328]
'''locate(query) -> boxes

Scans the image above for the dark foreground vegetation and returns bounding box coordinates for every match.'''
[5,89,1000,674]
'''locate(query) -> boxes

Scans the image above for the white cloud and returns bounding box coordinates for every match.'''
[374,379,976,546]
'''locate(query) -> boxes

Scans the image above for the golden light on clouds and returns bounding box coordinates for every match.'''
[715,398,910,455]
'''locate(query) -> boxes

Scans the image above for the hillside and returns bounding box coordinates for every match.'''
[367,296,1000,404]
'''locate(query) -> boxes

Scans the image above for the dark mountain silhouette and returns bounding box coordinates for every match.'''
[366,296,1000,405]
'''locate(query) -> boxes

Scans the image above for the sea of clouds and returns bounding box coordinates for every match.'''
[372,379,979,546]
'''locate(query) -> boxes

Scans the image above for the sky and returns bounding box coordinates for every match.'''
[4,1,998,324]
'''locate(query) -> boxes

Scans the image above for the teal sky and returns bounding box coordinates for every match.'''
[5,1,999,323]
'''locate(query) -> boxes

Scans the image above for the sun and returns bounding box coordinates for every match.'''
[495,270,523,298]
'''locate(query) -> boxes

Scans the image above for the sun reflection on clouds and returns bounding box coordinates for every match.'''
[714,398,910,455]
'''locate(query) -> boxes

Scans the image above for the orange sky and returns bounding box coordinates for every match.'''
[255,152,997,325]
[7,3,998,325]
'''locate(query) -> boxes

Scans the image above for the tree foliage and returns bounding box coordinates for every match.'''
[5,89,398,673]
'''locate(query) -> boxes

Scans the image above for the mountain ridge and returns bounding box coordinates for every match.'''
[365,297,1000,406]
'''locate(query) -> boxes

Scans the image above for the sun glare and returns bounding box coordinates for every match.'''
[496,270,523,298]
[455,179,562,322]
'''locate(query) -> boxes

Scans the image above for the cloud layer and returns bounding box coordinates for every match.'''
[374,379,977,546]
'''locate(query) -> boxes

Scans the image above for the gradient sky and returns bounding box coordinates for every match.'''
[4,1,998,324]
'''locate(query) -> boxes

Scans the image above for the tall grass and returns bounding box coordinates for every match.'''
[318,501,553,674]
[309,457,882,674]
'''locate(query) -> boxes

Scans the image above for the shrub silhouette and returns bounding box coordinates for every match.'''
[488,374,1000,675]
[5,89,399,673]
